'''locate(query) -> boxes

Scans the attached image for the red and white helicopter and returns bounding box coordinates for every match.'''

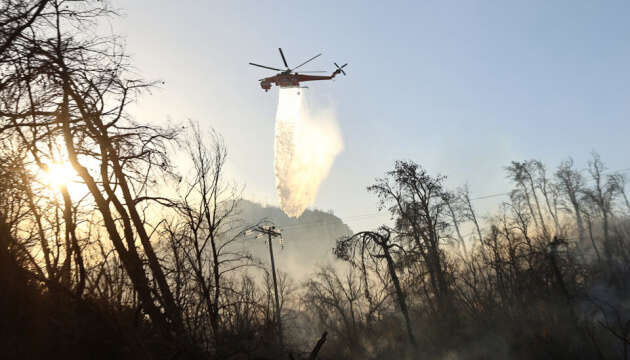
[249,48,347,92]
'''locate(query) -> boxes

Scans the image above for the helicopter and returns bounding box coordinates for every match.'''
[249,48,347,92]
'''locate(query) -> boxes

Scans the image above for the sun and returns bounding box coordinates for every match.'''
[42,162,76,188]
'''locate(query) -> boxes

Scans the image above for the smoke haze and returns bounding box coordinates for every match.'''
[274,88,343,217]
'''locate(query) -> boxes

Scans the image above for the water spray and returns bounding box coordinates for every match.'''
[274,89,343,217]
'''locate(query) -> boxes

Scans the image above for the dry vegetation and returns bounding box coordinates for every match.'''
[1,1,629,359]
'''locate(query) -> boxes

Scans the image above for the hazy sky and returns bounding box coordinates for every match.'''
[111,1,630,231]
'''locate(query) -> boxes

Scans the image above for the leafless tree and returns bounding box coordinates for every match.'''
[533,160,563,237]
[304,266,369,355]
[335,227,416,348]
[556,158,587,245]
[367,161,452,312]
[0,0,187,344]
[506,160,550,240]
[460,184,485,254]
[582,153,618,262]
[165,122,256,353]
[444,191,468,257]
[610,173,630,214]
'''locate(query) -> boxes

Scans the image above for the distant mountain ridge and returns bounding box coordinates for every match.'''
[235,199,352,280]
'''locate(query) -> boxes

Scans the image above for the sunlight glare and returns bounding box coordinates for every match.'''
[43,162,76,188]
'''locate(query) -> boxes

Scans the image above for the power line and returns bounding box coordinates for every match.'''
[469,192,511,201]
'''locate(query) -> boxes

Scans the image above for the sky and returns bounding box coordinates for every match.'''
[110,0,630,231]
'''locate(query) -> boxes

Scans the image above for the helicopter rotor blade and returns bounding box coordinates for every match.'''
[249,62,283,71]
[279,48,289,68]
[297,71,327,73]
[291,53,322,71]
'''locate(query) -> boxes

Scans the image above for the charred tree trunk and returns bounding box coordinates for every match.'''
[382,243,417,348]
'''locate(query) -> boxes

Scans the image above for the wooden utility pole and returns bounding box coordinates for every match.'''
[254,225,284,348]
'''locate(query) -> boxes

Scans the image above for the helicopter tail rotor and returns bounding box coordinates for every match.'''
[334,62,348,76]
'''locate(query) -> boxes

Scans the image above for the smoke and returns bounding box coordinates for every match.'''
[274,88,343,218]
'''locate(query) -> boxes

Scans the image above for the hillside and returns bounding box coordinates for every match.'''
[235,200,353,280]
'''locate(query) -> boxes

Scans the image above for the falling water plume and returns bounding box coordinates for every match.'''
[274,88,343,218]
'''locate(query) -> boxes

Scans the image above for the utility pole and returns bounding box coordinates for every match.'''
[254,225,284,348]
